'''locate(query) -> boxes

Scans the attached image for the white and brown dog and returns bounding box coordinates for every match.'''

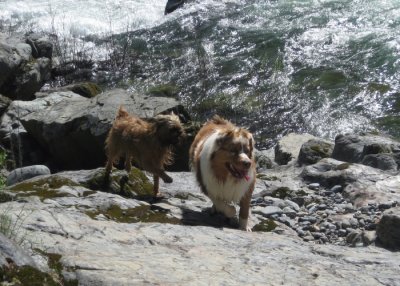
[189,115,256,231]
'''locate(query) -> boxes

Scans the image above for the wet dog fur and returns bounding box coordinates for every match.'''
[105,106,185,197]
[189,115,256,231]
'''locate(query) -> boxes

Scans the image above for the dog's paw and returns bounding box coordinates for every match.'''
[163,176,173,183]
[239,218,252,232]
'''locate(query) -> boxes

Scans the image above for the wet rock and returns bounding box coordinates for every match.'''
[298,139,334,166]
[376,207,400,250]
[6,165,50,186]
[275,133,316,165]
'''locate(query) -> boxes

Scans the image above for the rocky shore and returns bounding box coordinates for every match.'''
[1,33,400,285]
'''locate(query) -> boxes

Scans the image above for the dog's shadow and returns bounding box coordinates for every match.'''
[99,169,238,230]
[180,207,239,229]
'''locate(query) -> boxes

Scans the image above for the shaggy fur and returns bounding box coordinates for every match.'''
[189,115,256,231]
[105,106,185,197]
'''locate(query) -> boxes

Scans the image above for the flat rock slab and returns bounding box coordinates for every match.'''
[1,184,399,285]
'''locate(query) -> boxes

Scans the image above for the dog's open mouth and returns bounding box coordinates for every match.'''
[226,163,250,181]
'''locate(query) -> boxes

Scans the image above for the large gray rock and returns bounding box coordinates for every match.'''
[0,99,46,167]
[6,165,50,186]
[301,158,400,207]
[0,94,11,117]
[275,133,316,165]
[25,33,53,59]
[0,234,37,268]
[377,207,400,250]
[332,133,400,171]
[298,139,334,166]
[15,89,189,171]
[0,33,51,100]
[0,34,31,88]
[1,181,400,285]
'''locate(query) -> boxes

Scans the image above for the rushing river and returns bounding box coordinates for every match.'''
[1,0,400,148]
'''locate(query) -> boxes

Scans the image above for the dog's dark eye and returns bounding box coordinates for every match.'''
[171,128,182,135]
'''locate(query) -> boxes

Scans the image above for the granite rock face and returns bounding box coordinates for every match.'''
[274,133,317,165]
[0,33,51,100]
[1,168,400,285]
[377,207,400,250]
[6,165,51,186]
[298,139,334,166]
[0,89,190,171]
[331,133,400,171]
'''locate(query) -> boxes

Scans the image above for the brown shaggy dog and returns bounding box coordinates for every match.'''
[190,116,256,231]
[105,106,185,197]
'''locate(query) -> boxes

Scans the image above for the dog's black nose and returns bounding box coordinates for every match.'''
[242,160,251,168]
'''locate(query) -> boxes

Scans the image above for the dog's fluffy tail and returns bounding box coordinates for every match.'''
[116,105,130,119]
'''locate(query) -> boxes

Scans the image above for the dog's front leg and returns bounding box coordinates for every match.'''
[239,186,254,232]
[153,175,160,197]
[158,171,173,183]
[124,155,132,173]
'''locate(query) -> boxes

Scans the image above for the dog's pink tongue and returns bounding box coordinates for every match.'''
[243,173,250,181]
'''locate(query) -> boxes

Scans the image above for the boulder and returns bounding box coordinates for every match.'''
[36,82,102,99]
[0,100,46,167]
[275,133,316,165]
[255,148,274,171]
[0,94,11,117]
[332,133,400,171]
[2,182,400,285]
[301,158,400,207]
[361,153,398,171]
[377,207,400,250]
[0,35,30,88]
[165,0,186,14]
[0,33,51,100]
[6,165,51,186]
[0,234,37,268]
[25,33,53,59]
[17,89,190,171]
[298,139,334,166]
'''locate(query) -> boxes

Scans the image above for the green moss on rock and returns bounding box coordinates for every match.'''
[271,187,291,199]
[34,250,78,286]
[147,84,179,98]
[0,191,14,203]
[252,219,278,232]
[86,204,180,224]
[9,176,80,200]
[335,162,351,170]
[257,174,279,181]
[85,168,153,198]
[68,82,101,98]
[0,265,60,286]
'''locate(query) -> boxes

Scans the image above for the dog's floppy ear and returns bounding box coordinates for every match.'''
[116,105,130,119]
[216,130,234,147]
[248,135,254,158]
